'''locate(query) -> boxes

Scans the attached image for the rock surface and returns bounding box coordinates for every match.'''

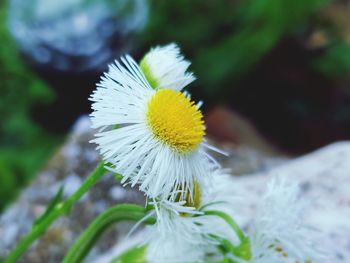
[0,117,145,263]
[95,142,350,263]
[1,115,349,262]
[232,141,350,262]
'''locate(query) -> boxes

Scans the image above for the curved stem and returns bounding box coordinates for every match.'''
[5,162,107,263]
[204,210,246,243]
[62,204,155,263]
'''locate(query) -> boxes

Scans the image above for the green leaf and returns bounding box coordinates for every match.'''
[62,204,156,263]
[205,211,252,262]
[204,210,246,243]
[210,234,251,262]
[232,237,252,261]
[114,173,123,182]
[211,234,237,255]
[34,186,64,226]
[111,245,147,263]
[4,163,107,263]
[314,43,350,77]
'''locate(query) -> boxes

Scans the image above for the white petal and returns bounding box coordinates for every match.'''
[141,43,196,91]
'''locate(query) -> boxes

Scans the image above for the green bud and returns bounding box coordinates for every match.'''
[140,57,159,89]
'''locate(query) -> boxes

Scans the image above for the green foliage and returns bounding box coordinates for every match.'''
[4,163,107,263]
[0,1,60,211]
[204,210,245,243]
[143,0,329,95]
[314,42,350,77]
[111,246,147,263]
[34,186,64,226]
[62,204,155,263]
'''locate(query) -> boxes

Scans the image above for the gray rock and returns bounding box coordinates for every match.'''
[221,142,350,262]
[94,142,350,263]
[0,116,145,263]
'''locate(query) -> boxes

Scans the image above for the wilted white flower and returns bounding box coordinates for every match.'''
[90,46,220,201]
[140,43,196,90]
[144,170,241,263]
[230,177,325,263]
[145,213,218,263]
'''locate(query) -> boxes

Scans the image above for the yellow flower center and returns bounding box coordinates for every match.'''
[147,89,205,153]
[178,181,202,209]
[174,181,202,217]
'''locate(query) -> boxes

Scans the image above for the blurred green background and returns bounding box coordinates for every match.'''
[2,0,350,211]
[0,1,60,211]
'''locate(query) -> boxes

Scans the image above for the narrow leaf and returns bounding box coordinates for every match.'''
[34,185,64,226]
[62,204,156,263]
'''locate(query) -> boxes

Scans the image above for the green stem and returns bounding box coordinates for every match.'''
[204,210,246,243]
[63,204,155,263]
[4,162,107,263]
[206,211,252,262]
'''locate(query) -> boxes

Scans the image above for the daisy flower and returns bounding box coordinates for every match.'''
[90,44,220,201]
[143,170,242,263]
[230,177,325,263]
[139,43,196,90]
[145,214,218,263]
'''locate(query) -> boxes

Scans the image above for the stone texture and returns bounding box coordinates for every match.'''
[95,142,350,263]
[0,116,145,263]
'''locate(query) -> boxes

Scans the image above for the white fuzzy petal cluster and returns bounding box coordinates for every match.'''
[90,44,325,263]
[234,177,325,263]
[145,171,241,262]
[141,43,196,90]
[90,54,217,200]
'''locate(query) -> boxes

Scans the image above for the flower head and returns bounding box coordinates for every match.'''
[146,89,205,153]
[140,43,196,90]
[90,48,217,201]
[145,234,210,263]
[231,177,325,263]
[144,170,241,262]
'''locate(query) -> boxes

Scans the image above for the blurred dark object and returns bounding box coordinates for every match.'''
[225,1,350,153]
[8,0,148,72]
[205,106,281,155]
[8,0,148,132]
[228,37,350,153]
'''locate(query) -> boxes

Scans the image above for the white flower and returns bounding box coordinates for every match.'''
[146,238,207,263]
[230,177,325,263]
[140,43,196,90]
[144,170,241,263]
[145,213,218,263]
[90,51,218,201]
